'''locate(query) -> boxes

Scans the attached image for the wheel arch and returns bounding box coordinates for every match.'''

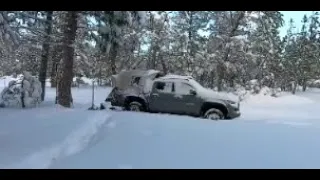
[124,96,147,110]
[200,102,228,117]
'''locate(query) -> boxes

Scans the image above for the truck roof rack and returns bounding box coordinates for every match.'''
[157,75,193,81]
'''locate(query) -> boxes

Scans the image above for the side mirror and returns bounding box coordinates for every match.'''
[190,89,197,95]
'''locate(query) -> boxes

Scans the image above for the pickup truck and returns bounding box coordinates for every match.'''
[105,70,240,120]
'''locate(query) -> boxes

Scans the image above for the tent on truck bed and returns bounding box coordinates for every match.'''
[105,69,163,102]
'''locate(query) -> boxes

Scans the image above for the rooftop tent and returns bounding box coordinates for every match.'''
[112,69,161,91]
[110,75,118,87]
[139,70,163,93]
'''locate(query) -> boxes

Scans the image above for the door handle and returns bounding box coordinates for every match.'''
[151,93,159,97]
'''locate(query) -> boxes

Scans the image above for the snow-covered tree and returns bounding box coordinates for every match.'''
[170,11,210,76]
[3,11,320,104]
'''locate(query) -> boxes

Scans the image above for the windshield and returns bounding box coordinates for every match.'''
[188,79,205,91]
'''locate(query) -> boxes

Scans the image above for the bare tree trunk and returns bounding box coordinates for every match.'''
[50,62,57,87]
[292,81,297,95]
[209,71,215,89]
[199,71,206,86]
[21,77,25,108]
[159,54,167,74]
[302,78,307,92]
[50,45,63,88]
[216,63,225,91]
[187,11,194,74]
[98,66,102,86]
[303,85,307,92]
[38,11,53,101]
[151,47,157,69]
[58,11,78,108]
[280,85,285,91]
[229,75,235,89]
[109,42,118,75]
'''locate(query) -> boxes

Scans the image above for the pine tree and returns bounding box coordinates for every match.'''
[58,11,78,107]
[38,11,53,101]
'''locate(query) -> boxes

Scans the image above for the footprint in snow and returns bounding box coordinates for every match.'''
[266,120,311,127]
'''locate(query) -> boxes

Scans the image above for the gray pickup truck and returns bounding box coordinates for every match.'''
[106,70,240,120]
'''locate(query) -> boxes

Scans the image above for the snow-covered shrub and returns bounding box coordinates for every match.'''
[245,79,260,94]
[0,80,23,107]
[0,71,42,108]
[230,79,282,101]
[226,80,260,101]
[307,79,320,88]
[233,85,249,101]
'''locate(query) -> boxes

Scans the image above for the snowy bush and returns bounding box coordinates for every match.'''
[307,79,320,88]
[233,85,248,101]
[0,71,42,108]
[230,79,282,102]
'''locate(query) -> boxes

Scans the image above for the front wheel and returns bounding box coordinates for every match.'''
[203,108,224,120]
[128,101,144,112]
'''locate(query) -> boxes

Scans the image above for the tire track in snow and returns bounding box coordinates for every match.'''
[5,112,114,169]
[266,120,312,127]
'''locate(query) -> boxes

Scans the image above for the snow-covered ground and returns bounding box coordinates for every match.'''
[2,76,320,168]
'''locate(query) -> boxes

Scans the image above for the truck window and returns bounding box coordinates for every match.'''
[131,76,141,85]
[155,81,173,93]
[174,82,195,95]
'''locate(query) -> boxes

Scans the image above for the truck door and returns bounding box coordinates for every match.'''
[172,82,202,115]
[149,81,175,113]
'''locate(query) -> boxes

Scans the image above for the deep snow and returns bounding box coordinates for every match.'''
[2,76,320,168]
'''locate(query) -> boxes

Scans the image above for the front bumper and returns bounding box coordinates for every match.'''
[226,103,241,119]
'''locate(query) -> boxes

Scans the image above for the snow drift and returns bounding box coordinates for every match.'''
[6,112,112,169]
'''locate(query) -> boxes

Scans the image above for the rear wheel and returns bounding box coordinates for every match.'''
[128,101,144,112]
[203,108,224,120]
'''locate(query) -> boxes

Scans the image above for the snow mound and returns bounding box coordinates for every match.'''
[243,93,314,106]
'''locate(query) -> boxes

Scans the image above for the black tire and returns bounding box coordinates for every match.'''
[128,101,144,112]
[203,108,224,120]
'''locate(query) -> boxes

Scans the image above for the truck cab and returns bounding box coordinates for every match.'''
[148,78,202,116]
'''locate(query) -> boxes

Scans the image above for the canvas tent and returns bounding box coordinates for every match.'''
[105,69,162,102]
[112,69,162,92]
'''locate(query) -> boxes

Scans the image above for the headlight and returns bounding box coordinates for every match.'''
[225,100,239,109]
[225,100,236,105]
